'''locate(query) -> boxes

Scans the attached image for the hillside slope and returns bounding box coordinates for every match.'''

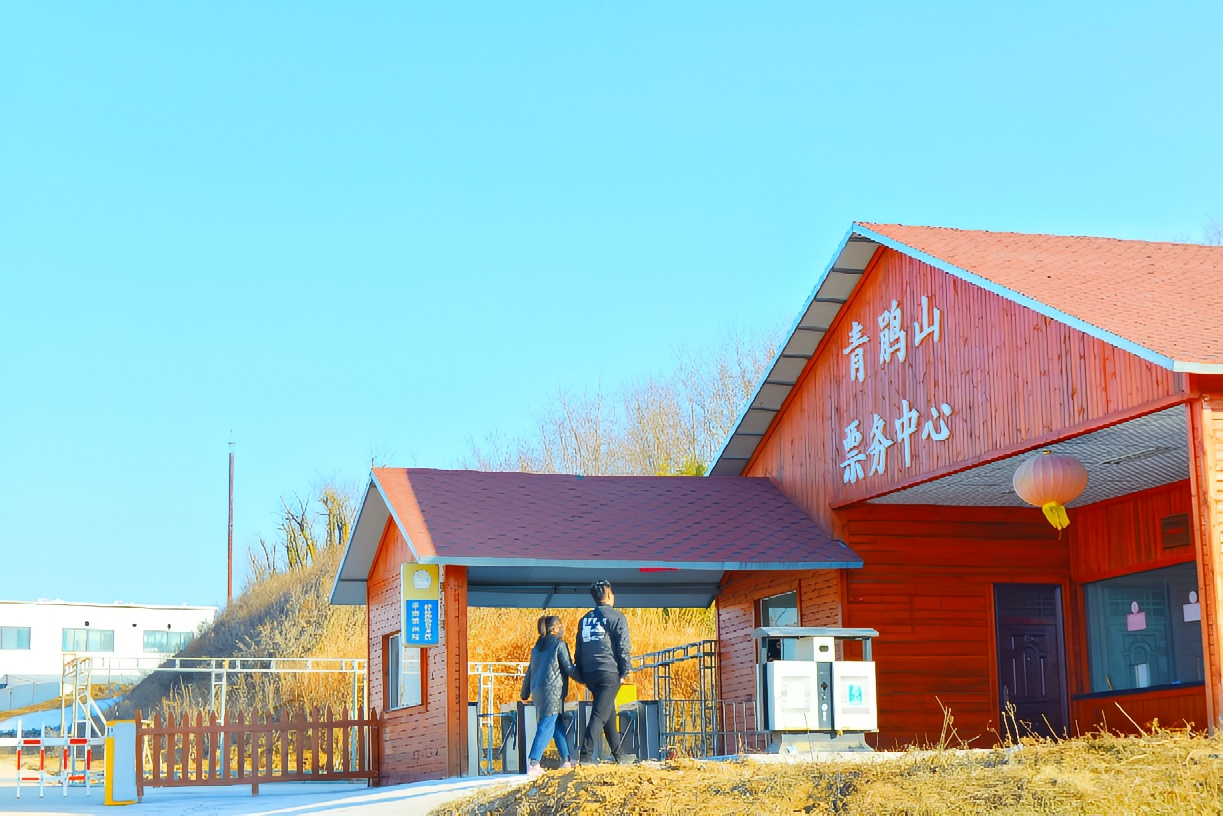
[116,544,364,720]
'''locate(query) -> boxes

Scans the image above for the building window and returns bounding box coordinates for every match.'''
[386,633,423,709]
[1084,562,1203,693]
[1,626,31,650]
[62,628,115,653]
[143,631,194,653]
[759,591,799,628]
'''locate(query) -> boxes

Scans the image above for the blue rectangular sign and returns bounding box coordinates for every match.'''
[403,599,440,646]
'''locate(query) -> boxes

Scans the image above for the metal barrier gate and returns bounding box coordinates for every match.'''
[1,722,106,798]
[469,661,528,775]
[468,639,769,772]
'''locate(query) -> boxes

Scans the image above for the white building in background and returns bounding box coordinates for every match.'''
[0,599,218,710]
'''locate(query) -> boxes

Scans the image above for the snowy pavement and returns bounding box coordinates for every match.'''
[0,699,121,733]
[0,776,526,815]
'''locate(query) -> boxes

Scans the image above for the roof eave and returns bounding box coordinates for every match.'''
[328,476,391,606]
[409,554,864,570]
[1171,360,1223,374]
[710,225,877,476]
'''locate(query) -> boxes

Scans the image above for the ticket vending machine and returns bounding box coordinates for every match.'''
[753,626,880,752]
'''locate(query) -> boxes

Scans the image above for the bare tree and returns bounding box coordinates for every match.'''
[320,486,353,552]
[245,483,357,582]
[467,328,778,476]
[538,387,613,475]
[1205,218,1222,246]
[281,496,318,570]
[246,537,280,586]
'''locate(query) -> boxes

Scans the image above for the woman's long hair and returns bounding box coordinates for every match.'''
[534,615,562,649]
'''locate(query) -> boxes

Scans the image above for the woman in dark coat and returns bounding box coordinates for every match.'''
[520,615,582,775]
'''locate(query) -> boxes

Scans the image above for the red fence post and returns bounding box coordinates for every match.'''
[370,707,381,787]
[340,706,351,775]
[151,712,162,790]
[278,709,289,780]
[124,706,382,793]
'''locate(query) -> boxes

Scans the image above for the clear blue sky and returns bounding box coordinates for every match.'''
[2,3,1220,608]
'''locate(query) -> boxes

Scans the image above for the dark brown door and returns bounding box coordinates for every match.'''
[994,584,1067,738]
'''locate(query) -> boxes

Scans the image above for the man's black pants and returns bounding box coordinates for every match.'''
[580,673,623,761]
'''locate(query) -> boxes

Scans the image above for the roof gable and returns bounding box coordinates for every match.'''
[712,222,1222,476]
[860,223,1223,371]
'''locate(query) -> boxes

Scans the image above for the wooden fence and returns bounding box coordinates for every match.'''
[135,707,380,797]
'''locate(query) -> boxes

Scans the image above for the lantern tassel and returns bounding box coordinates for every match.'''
[1041,502,1071,530]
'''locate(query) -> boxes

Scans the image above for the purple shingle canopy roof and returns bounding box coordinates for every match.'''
[331,469,860,609]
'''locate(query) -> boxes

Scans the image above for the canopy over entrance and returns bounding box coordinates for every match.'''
[331,468,861,608]
[866,405,1189,508]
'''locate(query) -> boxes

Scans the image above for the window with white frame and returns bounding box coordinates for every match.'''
[143,630,194,653]
[1,626,31,650]
[62,628,114,652]
[386,633,423,709]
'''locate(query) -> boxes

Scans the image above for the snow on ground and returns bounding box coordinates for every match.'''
[0,701,526,813]
[1,699,120,733]
[0,775,525,815]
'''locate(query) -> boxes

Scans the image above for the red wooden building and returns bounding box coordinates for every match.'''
[332,223,1223,779]
[711,223,1223,746]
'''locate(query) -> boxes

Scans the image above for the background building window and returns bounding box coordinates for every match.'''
[1084,562,1203,693]
[62,628,114,652]
[143,631,193,653]
[759,590,799,628]
[386,633,423,709]
[0,626,31,650]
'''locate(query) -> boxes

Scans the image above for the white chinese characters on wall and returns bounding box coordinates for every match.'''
[839,294,950,484]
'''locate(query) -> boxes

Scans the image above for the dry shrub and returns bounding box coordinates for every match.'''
[436,727,1223,816]
[117,544,365,721]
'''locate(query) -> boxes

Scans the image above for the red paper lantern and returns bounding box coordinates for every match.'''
[1013,451,1088,530]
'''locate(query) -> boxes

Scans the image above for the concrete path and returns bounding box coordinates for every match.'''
[0,776,527,815]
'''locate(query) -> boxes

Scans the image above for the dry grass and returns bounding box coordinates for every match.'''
[434,728,1223,815]
[116,544,366,721]
[118,534,712,725]
[0,683,125,725]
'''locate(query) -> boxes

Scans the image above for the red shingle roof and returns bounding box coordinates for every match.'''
[373,468,855,567]
[860,223,1223,369]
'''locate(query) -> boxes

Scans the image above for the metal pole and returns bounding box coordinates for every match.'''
[219,663,229,779]
[228,443,234,605]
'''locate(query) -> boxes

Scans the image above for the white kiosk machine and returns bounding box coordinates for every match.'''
[753,626,879,752]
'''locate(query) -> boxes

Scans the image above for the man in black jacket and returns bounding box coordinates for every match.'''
[574,579,633,764]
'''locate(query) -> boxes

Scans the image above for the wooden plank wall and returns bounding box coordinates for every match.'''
[1070,686,1206,735]
[367,522,460,784]
[716,570,840,704]
[368,519,408,718]
[746,248,1184,533]
[1069,481,1194,584]
[837,504,1069,748]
